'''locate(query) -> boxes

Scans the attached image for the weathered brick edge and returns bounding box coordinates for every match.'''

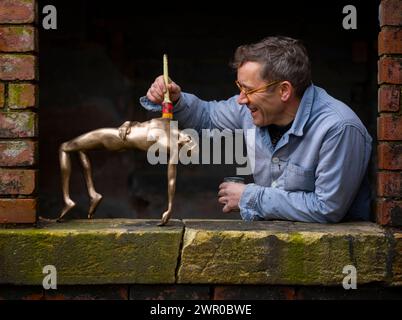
[0,0,38,224]
[2,283,402,300]
[377,0,402,227]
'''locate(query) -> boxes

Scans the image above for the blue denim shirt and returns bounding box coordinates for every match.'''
[140,84,372,223]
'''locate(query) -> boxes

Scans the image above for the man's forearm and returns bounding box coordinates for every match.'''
[239,183,352,223]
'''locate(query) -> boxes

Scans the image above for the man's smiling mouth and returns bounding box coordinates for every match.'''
[248,106,258,115]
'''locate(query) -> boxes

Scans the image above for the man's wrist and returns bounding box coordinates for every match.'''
[172,94,182,106]
[239,183,260,220]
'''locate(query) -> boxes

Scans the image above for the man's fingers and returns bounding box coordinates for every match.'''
[150,85,163,99]
[156,80,166,93]
[168,82,179,93]
[152,81,164,93]
[147,75,181,104]
[218,196,227,205]
[147,88,162,104]
[218,182,228,189]
[155,76,167,93]
[217,189,226,197]
[222,204,231,213]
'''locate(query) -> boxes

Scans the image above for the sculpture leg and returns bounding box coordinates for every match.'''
[57,129,127,221]
[58,143,76,221]
[78,151,103,219]
[158,151,177,226]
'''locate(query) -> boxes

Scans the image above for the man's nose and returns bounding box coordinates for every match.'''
[237,91,249,105]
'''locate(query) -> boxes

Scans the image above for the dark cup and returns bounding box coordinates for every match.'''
[222,177,245,212]
[223,176,245,184]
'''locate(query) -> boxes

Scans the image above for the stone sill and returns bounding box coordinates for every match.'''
[0,219,401,286]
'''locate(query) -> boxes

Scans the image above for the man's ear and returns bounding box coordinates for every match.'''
[279,81,293,102]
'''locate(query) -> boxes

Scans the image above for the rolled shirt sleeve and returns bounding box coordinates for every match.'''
[239,124,372,223]
[140,93,244,132]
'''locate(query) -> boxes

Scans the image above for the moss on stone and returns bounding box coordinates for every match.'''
[0,219,394,286]
[177,220,390,285]
[0,219,184,285]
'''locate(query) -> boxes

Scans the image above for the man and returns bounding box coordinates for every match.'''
[139,36,372,223]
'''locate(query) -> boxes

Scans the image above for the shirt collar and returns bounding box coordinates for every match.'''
[287,84,315,137]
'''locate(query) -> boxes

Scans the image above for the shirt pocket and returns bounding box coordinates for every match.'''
[284,162,315,192]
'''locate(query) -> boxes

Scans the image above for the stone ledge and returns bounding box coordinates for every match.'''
[0,219,184,285]
[0,219,401,286]
[178,220,393,285]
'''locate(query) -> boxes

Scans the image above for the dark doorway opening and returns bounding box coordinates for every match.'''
[38,0,379,220]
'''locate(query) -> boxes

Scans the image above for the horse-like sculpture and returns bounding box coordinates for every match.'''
[58,117,196,226]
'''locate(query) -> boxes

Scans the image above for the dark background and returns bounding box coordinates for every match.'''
[38,0,380,220]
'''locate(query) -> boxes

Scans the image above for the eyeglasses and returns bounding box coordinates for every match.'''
[235,80,281,98]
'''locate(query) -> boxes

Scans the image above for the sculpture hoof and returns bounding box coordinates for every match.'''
[157,212,170,226]
[88,193,103,219]
[57,200,76,222]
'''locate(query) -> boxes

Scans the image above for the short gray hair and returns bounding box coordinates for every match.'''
[231,36,312,97]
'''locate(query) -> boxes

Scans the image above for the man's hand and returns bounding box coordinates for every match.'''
[118,121,131,141]
[218,182,246,213]
[146,75,182,105]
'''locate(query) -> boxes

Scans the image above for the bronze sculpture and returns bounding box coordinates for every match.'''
[58,117,195,225]
[58,55,194,226]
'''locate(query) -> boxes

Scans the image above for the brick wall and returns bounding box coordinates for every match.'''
[1,284,402,300]
[377,0,402,226]
[0,0,38,223]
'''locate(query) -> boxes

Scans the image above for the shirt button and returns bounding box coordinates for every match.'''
[271,180,277,188]
[272,157,279,164]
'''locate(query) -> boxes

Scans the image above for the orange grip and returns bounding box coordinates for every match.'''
[162,102,173,119]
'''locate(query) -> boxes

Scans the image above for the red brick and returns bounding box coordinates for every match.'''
[378,57,402,84]
[0,26,35,52]
[378,143,402,170]
[0,198,36,223]
[0,82,4,108]
[213,285,296,300]
[377,199,402,226]
[378,85,400,112]
[8,83,36,108]
[0,111,37,138]
[296,286,402,299]
[0,285,44,300]
[0,169,36,195]
[44,285,129,300]
[377,172,402,197]
[0,140,36,166]
[377,115,402,140]
[0,54,35,80]
[130,285,210,300]
[379,28,402,55]
[0,0,35,24]
[379,0,402,27]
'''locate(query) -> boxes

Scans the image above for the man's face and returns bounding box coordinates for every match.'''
[236,61,283,127]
